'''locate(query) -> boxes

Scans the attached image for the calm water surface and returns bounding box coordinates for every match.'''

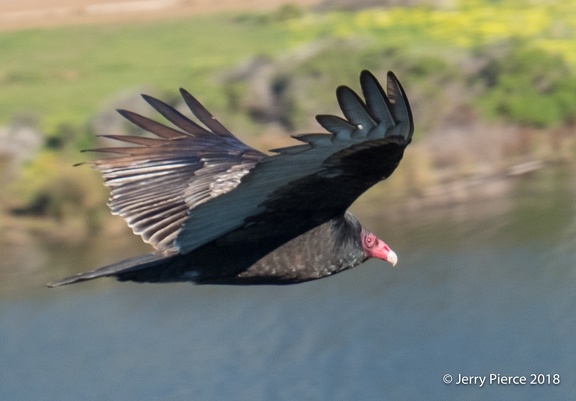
[1,169,575,400]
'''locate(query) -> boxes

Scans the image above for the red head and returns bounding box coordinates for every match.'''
[361,229,397,266]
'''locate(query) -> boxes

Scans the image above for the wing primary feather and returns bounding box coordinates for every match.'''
[179,88,235,139]
[386,71,414,141]
[335,85,376,130]
[117,109,185,139]
[141,94,208,136]
[315,114,355,138]
[360,70,394,126]
[84,146,184,156]
[98,135,167,147]
[291,133,332,146]
[82,146,155,155]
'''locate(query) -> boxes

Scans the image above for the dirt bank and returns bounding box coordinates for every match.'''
[0,0,320,31]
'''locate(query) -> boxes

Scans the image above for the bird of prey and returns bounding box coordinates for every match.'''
[48,70,413,287]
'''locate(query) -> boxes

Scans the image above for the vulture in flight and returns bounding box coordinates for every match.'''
[48,70,413,287]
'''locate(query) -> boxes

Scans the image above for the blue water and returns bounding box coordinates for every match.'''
[1,172,576,400]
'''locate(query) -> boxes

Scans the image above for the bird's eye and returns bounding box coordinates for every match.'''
[365,234,374,247]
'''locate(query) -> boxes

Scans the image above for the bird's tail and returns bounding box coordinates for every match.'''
[46,252,167,287]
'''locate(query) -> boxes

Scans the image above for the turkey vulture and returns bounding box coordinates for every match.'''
[48,70,413,287]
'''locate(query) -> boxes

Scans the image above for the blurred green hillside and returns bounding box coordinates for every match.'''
[1,0,575,241]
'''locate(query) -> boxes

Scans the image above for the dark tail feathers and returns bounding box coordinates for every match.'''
[47,252,167,287]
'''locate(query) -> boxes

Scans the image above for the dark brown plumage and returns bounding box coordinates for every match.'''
[48,70,413,287]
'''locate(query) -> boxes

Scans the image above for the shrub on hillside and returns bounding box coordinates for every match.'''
[475,45,576,127]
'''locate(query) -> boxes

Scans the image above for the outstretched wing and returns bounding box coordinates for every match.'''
[88,89,265,254]
[175,70,413,254]
[88,70,412,262]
